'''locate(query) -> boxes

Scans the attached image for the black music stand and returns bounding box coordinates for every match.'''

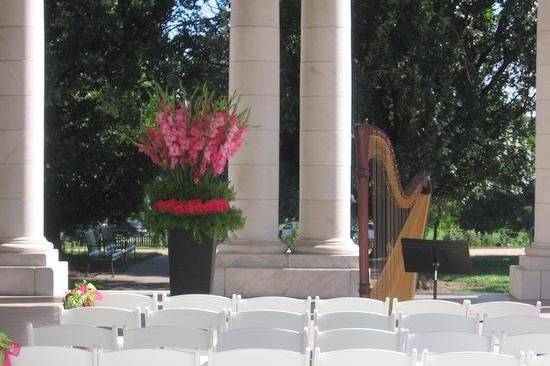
[401,238,471,299]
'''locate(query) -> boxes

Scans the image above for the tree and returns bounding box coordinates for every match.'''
[352,0,536,235]
[45,0,175,245]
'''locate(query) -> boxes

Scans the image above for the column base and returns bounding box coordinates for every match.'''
[294,238,358,255]
[212,251,359,298]
[0,237,68,297]
[217,240,287,254]
[510,244,550,300]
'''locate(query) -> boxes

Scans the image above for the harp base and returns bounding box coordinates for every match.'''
[212,252,359,298]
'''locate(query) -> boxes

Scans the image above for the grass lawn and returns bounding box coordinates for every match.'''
[435,256,519,293]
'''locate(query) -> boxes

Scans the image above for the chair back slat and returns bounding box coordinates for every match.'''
[314,348,416,366]
[208,349,308,366]
[407,332,492,354]
[483,315,550,337]
[97,348,199,366]
[315,296,389,315]
[315,311,395,331]
[96,292,157,311]
[424,351,520,366]
[228,310,309,332]
[236,295,311,313]
[61,307,141,329]
[11,346,95,366]
[162,294,232,311]
[315,328,403,352]
[469,301,541,319]
[399,313,478,334]
[27,323,118,350]
[145,308,224,331]
[217,328,306,353]
[123,326,210,351]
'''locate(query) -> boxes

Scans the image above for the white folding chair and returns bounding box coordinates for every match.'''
[96,291,158,311]
[11,346,95,366]
[97,348,199,366]
[314,296,390,315]
[314,348,417,366]
[527,351,550,366]
[235,295,312,313]
[123,326,211,351]
[392,299,470,316]
[145,308,225,331]
[228,310,309,332]
[314,327,404,352]
[61,307,141,329]
[407,332,493,354]
[314,310,395,331]
[500,333,550,356]
[208,348,309,366]
[398,313,479,334]
[27,323,118,349]
[469,301,541,319]
[482,316,550,337]
[423,351,520,366]
[161,293,235,311]
[216,328,308,353]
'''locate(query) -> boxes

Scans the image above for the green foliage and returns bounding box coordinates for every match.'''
[143,169,245,242]
[45,1,176,244]
[352,0,536,230]
[279,219,300,251]
[440,256,519,293]
[443,227,529,247]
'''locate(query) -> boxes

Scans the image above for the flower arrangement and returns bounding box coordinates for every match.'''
[137,87,247,241]
[63,280,103,309]
[0,331,20,366]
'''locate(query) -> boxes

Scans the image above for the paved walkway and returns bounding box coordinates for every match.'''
[71,250,169,290]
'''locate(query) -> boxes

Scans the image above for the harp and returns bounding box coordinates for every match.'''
[354,124,432,300]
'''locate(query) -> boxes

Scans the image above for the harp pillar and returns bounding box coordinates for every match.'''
[295,0,357,255]
[0,0,68,296]
[510,0,550,300]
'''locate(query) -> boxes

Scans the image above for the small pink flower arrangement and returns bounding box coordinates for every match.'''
[0,331,20,366]
[138,87,248,241]
[63,280,103,309]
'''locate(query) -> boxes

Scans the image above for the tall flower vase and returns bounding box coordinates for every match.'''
[168,229,214,295]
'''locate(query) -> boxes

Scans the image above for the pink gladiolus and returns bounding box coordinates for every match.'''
[138,100,247,183]
[94,291,104,301]
[79,285,87,294]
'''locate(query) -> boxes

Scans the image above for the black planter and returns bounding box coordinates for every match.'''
[168,229,214,295]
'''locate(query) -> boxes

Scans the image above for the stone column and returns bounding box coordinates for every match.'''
[295,0,357,255]
[222,0,285,253]
[510,0,550,299]
[0,0,67,296]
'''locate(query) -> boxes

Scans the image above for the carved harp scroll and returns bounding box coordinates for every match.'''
[354,124,432,300]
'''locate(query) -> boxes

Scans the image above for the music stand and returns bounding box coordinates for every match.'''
[401,238,471,299]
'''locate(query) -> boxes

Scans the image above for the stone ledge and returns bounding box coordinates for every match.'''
[510,264,550,300]
[0,262,68,297]
[213,252,360,297]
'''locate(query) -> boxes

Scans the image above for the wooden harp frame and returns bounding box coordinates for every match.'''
[354,124,432,299]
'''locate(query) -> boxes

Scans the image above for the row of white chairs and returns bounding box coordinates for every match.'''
[28,321,550,356]
[59,305,550,339]
[11,347,549,366]
[96,292,543,319]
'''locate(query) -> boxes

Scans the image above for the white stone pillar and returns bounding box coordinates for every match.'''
[0,0,67,296]
[222,0,285,253]
[295,0,357,255]
[510,0,550,299]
